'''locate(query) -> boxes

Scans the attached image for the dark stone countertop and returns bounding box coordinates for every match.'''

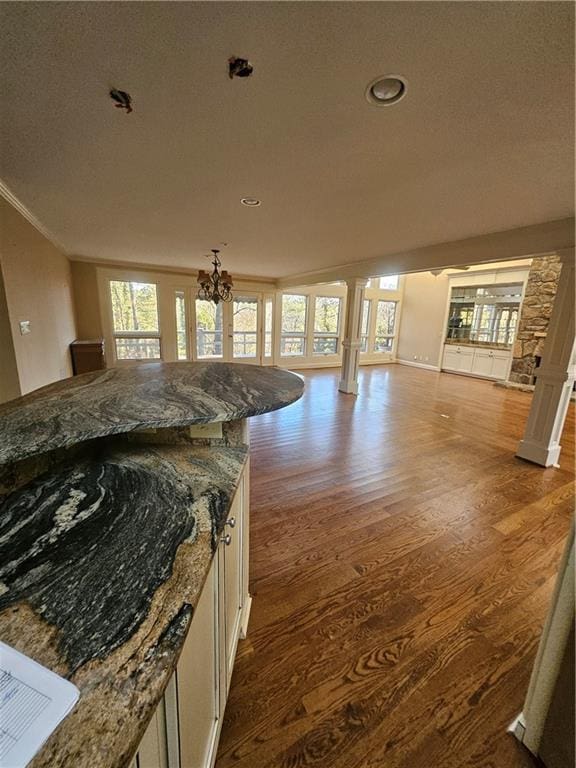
[0,362,304,767]
[0,362,304,466]
[0,436,248,767]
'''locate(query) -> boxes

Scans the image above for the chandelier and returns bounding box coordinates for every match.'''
[197,249,234,305]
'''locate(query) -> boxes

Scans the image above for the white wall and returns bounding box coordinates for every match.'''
[396,272,449,369]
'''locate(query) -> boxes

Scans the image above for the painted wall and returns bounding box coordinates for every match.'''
[0,261,21,403]
[71,261,103,339]
[0,198,77,395]
[396,272,449,368]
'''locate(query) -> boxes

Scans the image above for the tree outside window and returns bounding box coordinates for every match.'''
[110,281,161,360]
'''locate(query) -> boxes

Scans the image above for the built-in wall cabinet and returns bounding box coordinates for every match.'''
[439,267,529,381]
[98,268,404,370]
[441,344,512,380]
[130,459,250,768]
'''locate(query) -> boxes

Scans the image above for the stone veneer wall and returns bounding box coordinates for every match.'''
[508,254,561,385]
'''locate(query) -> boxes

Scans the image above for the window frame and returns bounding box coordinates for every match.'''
[108,278,162,363]
[312,295,342,356]
[373,299,398,353]
[280,293,309,358]
[174,289,189,361]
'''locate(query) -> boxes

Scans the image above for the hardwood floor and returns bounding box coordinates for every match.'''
[216,365,574,768]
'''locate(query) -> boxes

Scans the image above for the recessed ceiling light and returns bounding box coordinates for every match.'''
[241,197,261,206]
[366,75,408,106]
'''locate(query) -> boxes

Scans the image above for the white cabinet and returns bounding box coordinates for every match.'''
[470,349,495,378]
[177,553,220,768]
[442,344,511,380]
[442,345,474,373]
[133,466,250,768]
[491,352,511,380]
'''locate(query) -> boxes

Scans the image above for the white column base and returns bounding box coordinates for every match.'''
[516,439,561,468]
[338,379,359,395]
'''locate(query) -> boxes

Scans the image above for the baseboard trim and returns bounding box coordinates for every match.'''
[397,359,441,372]
[508,713,527,742]
[239,595,252,639]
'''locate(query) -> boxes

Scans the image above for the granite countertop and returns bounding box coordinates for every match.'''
[444,338,512,350]
[0,362,304,767]
[0,438,247,767]
[0,361,304,465]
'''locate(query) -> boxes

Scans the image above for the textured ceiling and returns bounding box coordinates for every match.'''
[0,2,573,278]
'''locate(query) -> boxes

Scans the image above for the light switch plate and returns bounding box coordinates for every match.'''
[19,320,31,335]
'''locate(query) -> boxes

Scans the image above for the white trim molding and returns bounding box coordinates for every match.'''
[396,359,441,372]
[517,248,575,467]
[0,178,68,255]
[511,524,575,756]
[339,278,369,395]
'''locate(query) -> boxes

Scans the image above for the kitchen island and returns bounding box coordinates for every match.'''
[0,362,303,768]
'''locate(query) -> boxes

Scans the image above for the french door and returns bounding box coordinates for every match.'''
[194,292,264,364]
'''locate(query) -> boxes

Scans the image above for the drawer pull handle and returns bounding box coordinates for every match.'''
[226,517,236,528]
[221,533,232,546]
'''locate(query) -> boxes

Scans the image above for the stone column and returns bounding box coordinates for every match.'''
[339,278,368,395]
[516,249,575,467]
[509,255,562,385]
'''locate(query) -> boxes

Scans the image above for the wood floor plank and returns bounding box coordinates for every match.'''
[216,365,574,768]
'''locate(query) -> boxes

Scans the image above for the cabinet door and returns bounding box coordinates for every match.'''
[176,554,220,768]
[442,347,461,371]
[135,697,168,768]
[471,351,494,378]
[458,348,474,373]
[222,484,244,693]
[491,352,510,380]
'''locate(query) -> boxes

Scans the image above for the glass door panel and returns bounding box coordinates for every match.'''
[232,296,260,363]
[196,299,224,359]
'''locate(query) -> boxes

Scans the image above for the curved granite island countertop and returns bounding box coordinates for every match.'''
[0,361,304,465]
[0,362,304,768]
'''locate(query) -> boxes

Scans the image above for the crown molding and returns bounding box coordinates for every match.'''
[0,178,69,255]
[69,254,277,287]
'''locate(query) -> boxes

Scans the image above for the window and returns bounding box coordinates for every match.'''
[281,294,307,356]
[313,296,341,355]
[374,300,397,352]
[233,297,258,358]
[175,291,188,360]
[196,300,223,358]
[494,307,519,345]
[379,275,399,290]
[369,275,399,290]
[360,299,371,352]
[110,280,161,360]
[264,298,273,358]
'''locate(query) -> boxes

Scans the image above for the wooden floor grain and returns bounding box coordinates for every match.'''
[216,365,574,768]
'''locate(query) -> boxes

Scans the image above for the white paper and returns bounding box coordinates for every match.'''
[0,641,79,768]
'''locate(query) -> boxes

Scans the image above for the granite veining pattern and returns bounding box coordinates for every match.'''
[0,442,246,672]
[0,362,304,767]
[0,361,304,465]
